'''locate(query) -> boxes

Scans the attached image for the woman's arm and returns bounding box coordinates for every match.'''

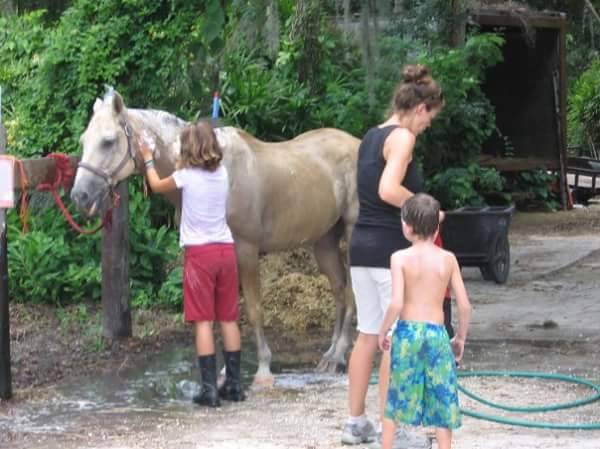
[378,128,416,207]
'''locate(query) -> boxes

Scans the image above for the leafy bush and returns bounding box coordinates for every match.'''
[0,11,49,149]
[128,188,180,308]
[4,0,224,157]
[220,15,373,140]
[6,184,179,306]
[157,266,184,310]
[426,164,508,210]
[567,59,600,152]
[416,34,504,177]
[504,170,561,211]
[7,209,102,304]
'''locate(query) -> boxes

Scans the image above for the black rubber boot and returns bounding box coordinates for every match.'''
[218,350,246,402]
[193,354,221,407]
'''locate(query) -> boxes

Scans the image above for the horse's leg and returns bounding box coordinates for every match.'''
[236,240,273,386]
[313,225,354,373]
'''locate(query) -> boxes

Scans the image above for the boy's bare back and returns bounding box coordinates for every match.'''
[379,193,471,362]
[391,241,459,325]
[386,238,471,361]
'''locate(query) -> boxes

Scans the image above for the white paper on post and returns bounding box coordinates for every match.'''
[0,157,15,209]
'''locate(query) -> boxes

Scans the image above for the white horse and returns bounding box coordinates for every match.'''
[71,90,360,384]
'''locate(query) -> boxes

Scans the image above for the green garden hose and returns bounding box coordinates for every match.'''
[458,371,600,430]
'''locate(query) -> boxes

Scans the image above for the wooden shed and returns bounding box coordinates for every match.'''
[468,7,569,208]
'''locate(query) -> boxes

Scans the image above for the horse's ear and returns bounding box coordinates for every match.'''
[93,98,103,113]
[112,92,125,116]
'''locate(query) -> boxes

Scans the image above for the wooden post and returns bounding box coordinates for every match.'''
[0,120,12,400]
[101,180,131,339]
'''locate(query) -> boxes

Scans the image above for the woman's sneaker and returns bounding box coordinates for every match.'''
[341,420,377,445]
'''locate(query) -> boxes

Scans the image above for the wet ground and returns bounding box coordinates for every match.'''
[2,207,600,448]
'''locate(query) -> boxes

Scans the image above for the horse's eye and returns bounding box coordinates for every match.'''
[101,138,115,149]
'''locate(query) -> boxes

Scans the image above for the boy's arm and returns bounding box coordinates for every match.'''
[380,253,405,335]
[449,254,471,343]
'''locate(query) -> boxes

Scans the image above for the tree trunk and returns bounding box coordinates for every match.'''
[343,0,351,33]
[360,0,376,107]
[370,0,380,64]
[264,0,280,59]
[449,0,466,48]
[393,0,404,14]
[0,0,15,15]
[290,0,322,91]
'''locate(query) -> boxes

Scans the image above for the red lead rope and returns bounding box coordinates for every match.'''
[36,153,115,235]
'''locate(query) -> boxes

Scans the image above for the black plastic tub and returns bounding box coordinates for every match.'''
[440,205,515,284]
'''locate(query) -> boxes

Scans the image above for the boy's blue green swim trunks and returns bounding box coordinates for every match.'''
[384,320,461,429]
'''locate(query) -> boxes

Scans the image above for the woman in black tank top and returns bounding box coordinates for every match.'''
[341,65,445,446]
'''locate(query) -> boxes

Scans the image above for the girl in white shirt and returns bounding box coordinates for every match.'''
[139,121,244,407]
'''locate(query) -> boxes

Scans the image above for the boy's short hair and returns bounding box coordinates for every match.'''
[401,193,440,238]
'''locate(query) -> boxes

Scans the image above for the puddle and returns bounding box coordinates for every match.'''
[2,335,598,436]
[0,341,345,435]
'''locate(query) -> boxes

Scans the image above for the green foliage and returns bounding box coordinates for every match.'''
[567,59,600,151]
[220,49,316,139]
[0,11,48,147]
[6,185,179,306]
[157,266,184,310]
[6,198,102,304]
[416,34,505,176]
[392,0,454,47]
[125,184,180,308]
[7,227,102,304]
[3,0,226,157]
[220,11,375,140]
[426,164,508,211]
[506,170,561,211]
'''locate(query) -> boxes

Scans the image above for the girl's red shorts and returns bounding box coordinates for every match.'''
[183,243,239,322]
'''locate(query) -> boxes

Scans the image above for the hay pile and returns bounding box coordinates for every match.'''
[258,248,337,332]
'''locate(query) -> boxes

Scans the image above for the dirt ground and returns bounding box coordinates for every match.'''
[2,206,600,448]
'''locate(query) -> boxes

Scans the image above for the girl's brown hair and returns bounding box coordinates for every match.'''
[391,64,444,113]
[177,121,223,171]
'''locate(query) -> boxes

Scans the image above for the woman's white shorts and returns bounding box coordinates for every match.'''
[350,266,392,335]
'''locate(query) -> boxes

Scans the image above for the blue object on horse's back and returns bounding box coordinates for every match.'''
[212,92,220,120]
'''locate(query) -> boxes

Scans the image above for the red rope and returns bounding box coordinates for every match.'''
[36,153,114,235]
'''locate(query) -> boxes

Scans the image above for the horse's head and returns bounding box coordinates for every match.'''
[71,90,138,216]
